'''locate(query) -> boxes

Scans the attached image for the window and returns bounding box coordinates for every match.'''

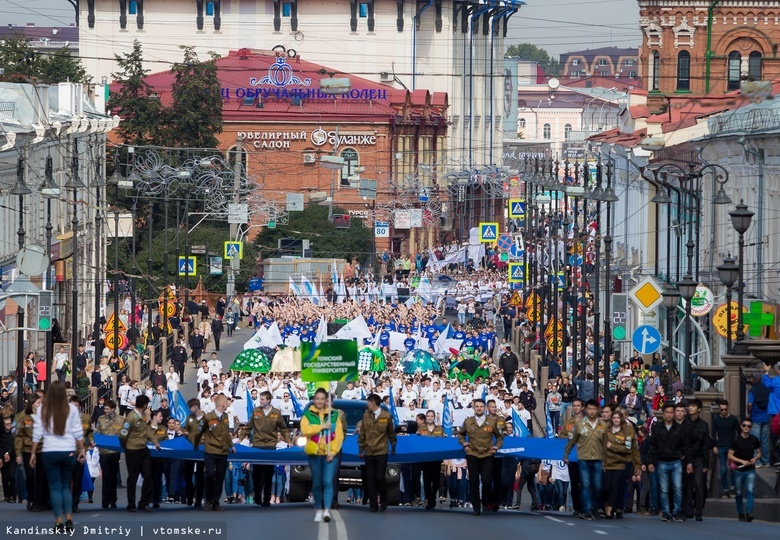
[749,51,763,80]
[518,118,526,128]
[340,148,359,186]
[628,71,637,78]
[598,59,607,67]
[206,1,214,16]
[625,59,634,66]
[564,124,572,140]
[282,2,291,17]
[650,51,660,91]
[572,59,581,66]
[543,124,551,140]
[727,51,741,91]
[129,0,137,15]
[676,51,690,91]
[600,70,608,76]
[359,3,369,17]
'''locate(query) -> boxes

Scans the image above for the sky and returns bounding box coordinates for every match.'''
[3,0,643,58]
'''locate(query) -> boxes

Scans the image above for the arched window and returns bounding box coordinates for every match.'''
[676,51,690,91]
[340,148,359,186]
[650,51,660,91]
[727,51,741,91]
[749,51,763,80]
[518,118,526,129]
[543,124,551,140]
[564,124,572,140]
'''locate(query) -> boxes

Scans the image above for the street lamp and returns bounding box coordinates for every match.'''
[677,274,698,389]
[40,155,59,385]
[662,284,681,369]
[90,145,106,362]
[64,142,86,388]
[717,254,739,354]
[729,200,754,355]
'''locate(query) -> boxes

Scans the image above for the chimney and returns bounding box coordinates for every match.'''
[26,22,35,27]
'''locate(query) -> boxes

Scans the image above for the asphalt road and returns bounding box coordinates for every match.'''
[1,502,778,540]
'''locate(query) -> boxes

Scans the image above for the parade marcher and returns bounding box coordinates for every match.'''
[457,398,504,515]
[211,316,224,352]
[712,399,740,497]
[602,409,640,519]
[0,415,17,503]
[300,387,344,523]
[242,390,290,507]
[558,398,584,516]
[171,340,188,384]
[95,399,122,509]
[30,382,86,534]
[182,399,205,507]
[118,394,160,512]
[683,398,712,521]
[358,394,397,513]
[189,329,205,366]
[728,417,761,522]
[418,409,445,510]
[148,409,168,508]
[646,403,685,522]
[69,395,93,514]
[193,394,235,511]
[564,399,606,521]
[15,394,48,511]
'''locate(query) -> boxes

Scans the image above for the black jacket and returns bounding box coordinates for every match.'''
[519,390,537,412]
[0,427,14,457]
[189,334,205,351]
[683,417,713,461]
[648,421,685,464]
[498,352,519,374]
[211,319,224,334]
[560,383,577,403]
[171,346,188,364]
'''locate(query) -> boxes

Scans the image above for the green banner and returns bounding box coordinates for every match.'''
[300,340,359,383]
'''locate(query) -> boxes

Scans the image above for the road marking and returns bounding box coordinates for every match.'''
[594,531,607,535]
[318,519,329,540]
[545,516,566,524]
[333,510,348,540]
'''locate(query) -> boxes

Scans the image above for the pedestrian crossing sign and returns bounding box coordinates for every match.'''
[509,291,523,306]
[224,241,244,260]
[550,271,565,289]
[508,199,526,219]
[479,222,499,242]
[178,256,197,276]
[508,262,525,283]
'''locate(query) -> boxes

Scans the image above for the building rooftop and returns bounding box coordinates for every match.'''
[560,47,639,64]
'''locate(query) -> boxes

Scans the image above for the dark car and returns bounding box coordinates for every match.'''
[287,399,402,504]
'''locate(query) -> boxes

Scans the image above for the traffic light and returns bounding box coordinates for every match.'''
[37,290,52,331]
[612,293,627,341]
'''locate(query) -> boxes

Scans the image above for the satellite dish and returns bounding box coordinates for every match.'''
[17,245,48,277]
[548,78,560,91]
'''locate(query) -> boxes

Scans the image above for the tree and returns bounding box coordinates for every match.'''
[0,34,89,83]
[254,204,372,264]
[163,46,223,148]
[506,43,561,76]
[108,40,163,146]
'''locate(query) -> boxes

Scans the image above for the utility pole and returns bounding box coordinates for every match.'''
[226,135,244,301]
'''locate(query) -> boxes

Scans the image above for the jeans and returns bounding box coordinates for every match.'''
[717,447,733,492]
[656,460,682,516]
[458,313,466,325]
[308,455,338,511]
[272,470,286,498]
[734,469,756,514]
[559,402,571,423]
[751,423,771,466]
[579,459,603,515]
[554,479,569,509]
[41,451,76,520]
[548,410,560,434]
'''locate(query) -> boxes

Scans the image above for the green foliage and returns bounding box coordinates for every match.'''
[0,34,89,83]
[254,204,372,263]
[164,46,223,148]
[506,43,561,76]
[108,40,164,146]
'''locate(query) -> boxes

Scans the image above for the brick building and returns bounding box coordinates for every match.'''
[136,49,448,255]
[559,47,640,80]
[638,0,778,113]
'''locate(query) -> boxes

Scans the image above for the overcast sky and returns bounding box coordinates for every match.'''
[4,0,642,58]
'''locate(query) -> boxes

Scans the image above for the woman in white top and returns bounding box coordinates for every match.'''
[30,381,86,534]
[166,365,180,392]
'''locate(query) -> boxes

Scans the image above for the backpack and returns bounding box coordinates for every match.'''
[751,382,770,411]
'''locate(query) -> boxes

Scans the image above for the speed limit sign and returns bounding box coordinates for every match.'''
[105,332,128,352]
[374,221,389,238]
[158,301,176,318]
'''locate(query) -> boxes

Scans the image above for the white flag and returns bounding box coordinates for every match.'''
[289,276,302,297]
[315,315,328,345]
[267,321,284,345]
[334,314,373,342]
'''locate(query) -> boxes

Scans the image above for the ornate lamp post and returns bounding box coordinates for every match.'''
[661,284,681,370]
[677,275,698,391]
[728,201,754,355]
[717,254,739,355]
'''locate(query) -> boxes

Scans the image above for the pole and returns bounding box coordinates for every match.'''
[704,0,723,94]
[130,200,137,346]
[735,229,746,348]
[148,201,154,346]
[163,189,169,335]
[45,199,53,388]
[725,288,732,354]
[94,178,102,351]
[184,196,190,319]
[114,208,120,360]
[226,135,244,300]
[16,308,24,411]
[71,142,79,389]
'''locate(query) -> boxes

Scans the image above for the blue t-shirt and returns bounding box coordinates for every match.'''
[463,338,477,349]
[379,331,390,347]
[404,337,416,351]
[453,331,466,340]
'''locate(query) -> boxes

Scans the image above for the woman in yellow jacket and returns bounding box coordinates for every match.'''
[602,409,640,519]
[300,387,345,524]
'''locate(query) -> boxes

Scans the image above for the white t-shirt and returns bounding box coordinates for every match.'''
[196,369,212,388]
[54,352,68,370]
[166,372,180,392]
[552,460,570,482]
[400,390,418,405]
[207,359,223,374]
[341,388,361,400]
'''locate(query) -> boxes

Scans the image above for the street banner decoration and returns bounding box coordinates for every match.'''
[300,340,359,382]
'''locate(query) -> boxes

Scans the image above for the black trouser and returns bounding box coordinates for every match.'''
[684,456,706,517]
[151,458,165,504]
[604,469,625,512]
[515,473,539,509]
[71,460,85,510]
[252,446,275,505]
[1,458,16,500]
[174,361,185,384]
[99,453,120,507]
[421,461,442,506]
[184,461,204,506]
[568,461,582,513]
[204,453,228,507]
[191,349,203,365]
[212,332,222,351]
[489,457,504,509]
[466,455,494,512]
[125,448,152,509]
[364,454,388,509]
[331,453,343,506]
[25,452,49,509]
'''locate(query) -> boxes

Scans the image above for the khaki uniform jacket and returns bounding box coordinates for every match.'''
[419,425,445,437]
[558,414,582,441]
[80,413,94,447]
[564,417,607,461]
[149,424,168,444]
[194,411,232,455]
[358,410,397,456]
[13,412,35,455]
[458,416,504,459]
[183,413,205,446]
[119,409,157,451]
[95,413,124,454]
[603,424,641,471]
[242,407,290,448]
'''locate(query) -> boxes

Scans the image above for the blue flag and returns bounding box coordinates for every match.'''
[481,384,488,403]
[288,384,304,418]
[544,403,555,438]
[388,387,400,425]
[442,394,453,437]
[168,390,189,424]
[512,408,531,438]
[246,388,255,419]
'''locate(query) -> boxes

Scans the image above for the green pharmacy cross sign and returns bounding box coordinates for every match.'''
[743,301,775,337]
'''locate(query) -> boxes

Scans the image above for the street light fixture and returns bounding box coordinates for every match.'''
[717,253,739,354]
[677,274,698,387]
[650,187,671,205]
[662,283,681,367]
[40,155,60,199]
[729,200,754,355]
[10,158,33,196]
[600,186,619,202]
